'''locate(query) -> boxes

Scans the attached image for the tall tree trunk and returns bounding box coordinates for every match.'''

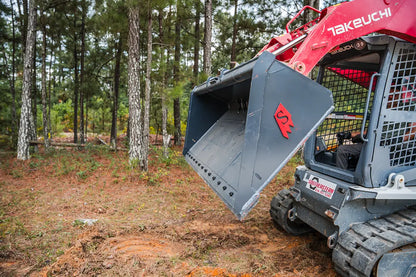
[173,0,181,146]
[17,0,36,160]
[111,35,122,149]
[79,0,86,144]
[30,40,37,151]
[10,0,18,149]
[58,39,63,84]
[159,9,169,158]
[161,96,169,156]
[48,39,54,139]
[84,36,89,138]
[128,5,143,166]
[73,5,79,143]
[85,92,88,139]
[193,1,200,81]
[25,0,35,151]
[16,0,23,33]
[23,0,28,43]
[18,0,28,54]
[141,6,152,171]
[41,22,50,148]
[230,0,238,65]
[203,0,212,75]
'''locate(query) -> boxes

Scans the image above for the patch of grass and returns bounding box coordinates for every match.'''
[86,144,113,156]
[76,170,89,180]
[1,218,29,237]
[10,169,23,178]
[140,168,168,186]
[29,160,42,169]
[129,157,140,168]
[51,151,102,180]
[111,169,119,178]
[56,158,75,176]
[150,146,188,169]
[27,231,44,239]
[76,159,102,180]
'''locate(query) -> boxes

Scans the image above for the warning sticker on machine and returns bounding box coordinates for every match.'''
[304,174,337,199]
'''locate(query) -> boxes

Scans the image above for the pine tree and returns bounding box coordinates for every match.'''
[141,2,153,171]
[127,3,143,166]
[203,0,212,75]
[40,10,50,148]
[17,0,36,160]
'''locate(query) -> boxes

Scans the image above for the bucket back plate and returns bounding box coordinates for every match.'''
[184,52,334,219]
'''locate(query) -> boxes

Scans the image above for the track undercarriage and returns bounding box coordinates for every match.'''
[270,185,416,276]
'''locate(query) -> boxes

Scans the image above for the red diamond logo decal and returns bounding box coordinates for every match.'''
[274,103,294,139]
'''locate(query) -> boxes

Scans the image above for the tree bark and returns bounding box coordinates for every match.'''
[18,0,28,54]
[58,39,63,84]
[48,39,54,139]
[127,5,143,167]
[141,6,152,171]
[159,9,170,158]
[80,0,86,144]
[41,20,50,148]
[17,0,36,160]
[230,0,238,65]
[10,0,18,149]
[193,1,200,81]
[173,0,181,146]
[203,0,212,75]
[73,4,79,143]
[30,41,37,150]
[111,35,122,149]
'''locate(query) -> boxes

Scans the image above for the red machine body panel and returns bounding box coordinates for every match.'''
[259,0,416,75]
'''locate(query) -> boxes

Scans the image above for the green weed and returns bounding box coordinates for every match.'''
[140,168,168,186]
[10,169,23,178]
[29,160,41,169]
[76,170,89,180]
[150,146,188,168]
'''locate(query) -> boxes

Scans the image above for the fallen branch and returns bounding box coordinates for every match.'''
[29,141,128,151]
[30,141,86,147]
[96,137,108,145]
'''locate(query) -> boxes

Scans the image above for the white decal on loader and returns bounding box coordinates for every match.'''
[304,175,337,199]
[327,8,391,36]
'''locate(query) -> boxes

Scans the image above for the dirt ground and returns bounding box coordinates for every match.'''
[0,136,337,276]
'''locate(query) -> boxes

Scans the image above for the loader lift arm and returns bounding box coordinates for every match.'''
[261,0,416,75]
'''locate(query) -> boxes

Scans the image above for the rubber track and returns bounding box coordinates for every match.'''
[270,189,312,235]
[270,189,292,231]
[332,206,416,277]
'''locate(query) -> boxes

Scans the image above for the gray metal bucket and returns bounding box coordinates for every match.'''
[183,52,334,220]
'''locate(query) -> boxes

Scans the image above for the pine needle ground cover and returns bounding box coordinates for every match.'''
[0,144,335,276]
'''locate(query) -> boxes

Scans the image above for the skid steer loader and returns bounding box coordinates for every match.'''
[183,0,416,275]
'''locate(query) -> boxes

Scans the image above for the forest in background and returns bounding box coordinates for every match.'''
[0,0,338,166]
